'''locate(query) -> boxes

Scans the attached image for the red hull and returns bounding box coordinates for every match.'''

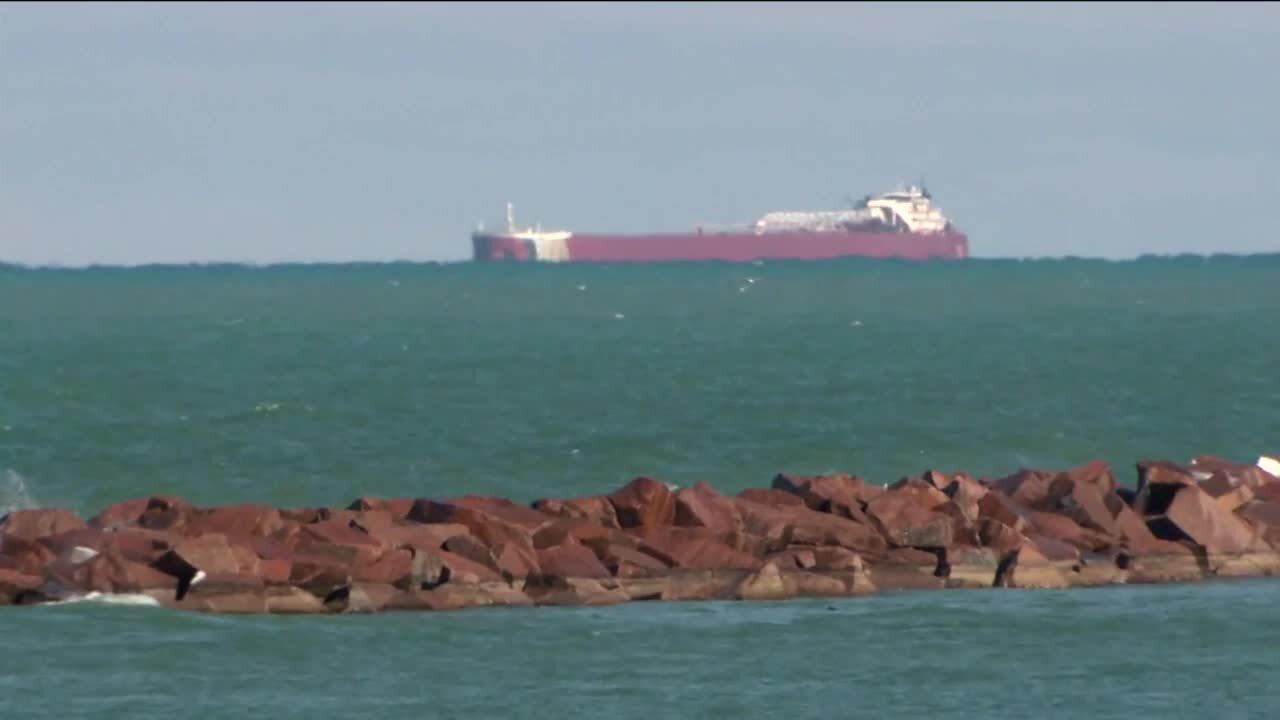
[472,230,969,263]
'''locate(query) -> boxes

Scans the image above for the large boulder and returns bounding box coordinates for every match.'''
[365,522,468,553]
[735,488,806,508]
[535,542,613,579]
[864,483,954,549]
[88,498,152,529]
[977,492,1033,533]
[0,569,44,605]
[1,508,86,542]
[0,535,56,576]
[629,527,761,571]
[531,519,632,551]
[1147,485,1258,554]
[608,477,678,529]
[523,576,630,606]
[580,540,670,578]
[673,481,745,535]
[1041,472,1121,538]
[346,497,416,519]
[136,496,196,532]
[1027,511,1112,553]
[733,498,886,554]
[530,495,621,528]
[991,468,1056,507]
[771,473,880,521]
[182,504,287,538]
[407,499,536,551]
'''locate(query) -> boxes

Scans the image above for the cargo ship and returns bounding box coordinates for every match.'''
[470,184,968,263]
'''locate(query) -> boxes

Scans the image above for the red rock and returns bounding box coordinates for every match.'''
[175,573,268,613]
[136,496,195,531]
[673,481,745,534]
[255,557,292,585]
[772,473,880,521]
[810,546,864,572]
[1026,534,1080,563]
[79,547,177,594]
[1134,462,1197,516]
[442,534,496,569]
[992,469,1056,507]
[979,518,1025,554]
[491,542,541,579]
[88,498,152,529]
[352,547,414,585]
[288,554,352,596]
[315,509,396,533]
[1236,502,1280,548]
[883,478,951,510]
[524,576,629,606]
[734,498,886,553]
[365,522,467,553]
[151,534,245,581]
[865,487,954,548]
[442,531,539,582]
[630,526,761,571]
[38,526,175,564]
[1103,498,1164,552]
[536,543,613,579]
[0,535,56,576]
[1198,471,1238,498]
[1042,473,1121,539]
[1028,511,1112,552]
[767,546,818,570]
[295,521,384,567]
[0,569,42,605]
[531,519,631,551]
[1214,483,1255,514]
[183,504,286,538]
[324,582,402,613]
[449,496,552,532]
[582,540,670,578]
[435,550,502,584]
[608,477,678,528]
[530,496,621,528]
[279,507,325,524]
[0,508,86,542]
[1054,460,1118,496]
[943,474,989,516]
[1190,455,1277,489]
[1256,483,1280,503]
[300,519,382,548]
[407,499,535,551]
[920,469,953,492]
[736,488,806,508]
[736,561,791,601]
[346,497,416,518]
[977,492,1032,532]
[1150,485,1257,554]
[1237,501,1280,526]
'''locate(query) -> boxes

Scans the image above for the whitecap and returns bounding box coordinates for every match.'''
[49,592,162,608]
[1,469,39,514]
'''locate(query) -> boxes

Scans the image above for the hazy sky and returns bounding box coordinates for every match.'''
[3,1,1278,265]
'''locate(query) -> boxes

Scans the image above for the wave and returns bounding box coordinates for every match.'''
[1,469,40,515]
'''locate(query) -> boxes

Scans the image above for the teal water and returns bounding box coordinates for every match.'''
[2,256,1279,717]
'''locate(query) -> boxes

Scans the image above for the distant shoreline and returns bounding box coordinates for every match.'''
[3,252,1279,272]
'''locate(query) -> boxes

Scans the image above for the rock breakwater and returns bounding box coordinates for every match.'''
[3,454,1280,614]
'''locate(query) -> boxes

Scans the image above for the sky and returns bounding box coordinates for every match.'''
[2,1,1278,265]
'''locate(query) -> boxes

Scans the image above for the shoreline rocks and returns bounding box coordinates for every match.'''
[3,454,1279,615]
